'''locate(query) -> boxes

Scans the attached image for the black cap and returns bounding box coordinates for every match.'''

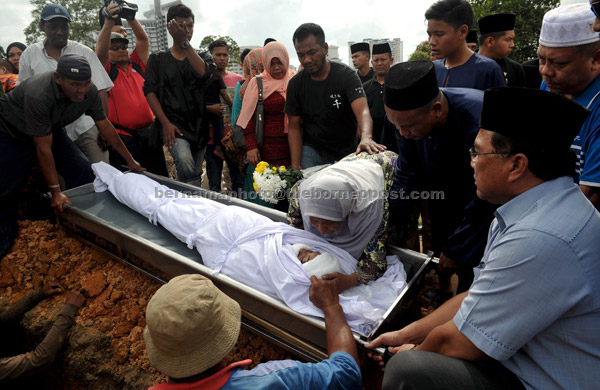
[110,32,129,44]
[372,43,392,55]
[41,4,71,22]
[264,38,276,46]
[7,42,26,54]
[350,42,370,54]
[478,13,516,35]
[480,87,589,151]
[384,61,439,111]
[56,54,92,81]
[467,30,478,44]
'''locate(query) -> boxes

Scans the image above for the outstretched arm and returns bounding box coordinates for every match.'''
[309,276,359,364]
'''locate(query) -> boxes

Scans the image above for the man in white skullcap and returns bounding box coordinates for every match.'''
[539,2,600,209]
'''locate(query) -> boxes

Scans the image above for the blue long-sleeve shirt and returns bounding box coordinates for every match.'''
[389,88,497,267]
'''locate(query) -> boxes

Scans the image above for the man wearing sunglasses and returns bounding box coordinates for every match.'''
[95,3,168,176]
[539,3,600,210]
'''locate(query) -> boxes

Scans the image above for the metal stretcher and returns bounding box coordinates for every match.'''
[57,172,433,362]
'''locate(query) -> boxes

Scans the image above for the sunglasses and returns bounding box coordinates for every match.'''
[110,44,128,51]
[592,1,600,19]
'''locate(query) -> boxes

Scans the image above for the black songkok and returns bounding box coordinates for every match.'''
[372,43,392,55]
[56,54,92,81]
[384,61,439,111]
[467,30,478,44]
[478,13,516,35]
[350,42,370,54]
[480,87,589,151]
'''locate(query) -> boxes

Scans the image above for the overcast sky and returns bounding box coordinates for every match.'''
[3,0,439,66]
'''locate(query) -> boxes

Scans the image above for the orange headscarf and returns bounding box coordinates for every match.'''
[236,42,296,132]
[238,48,263,100]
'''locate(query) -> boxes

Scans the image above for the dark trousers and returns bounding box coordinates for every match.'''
[205,144,244,196]
[110,127,168,177]
[0,129,93,258]
[383,350,525,390]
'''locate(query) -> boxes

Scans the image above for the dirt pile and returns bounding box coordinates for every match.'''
[0,220,292,389]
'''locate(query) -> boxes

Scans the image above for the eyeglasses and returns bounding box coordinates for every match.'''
[469,147,508,162]
[592,1,600,19]
[110,44,128,51]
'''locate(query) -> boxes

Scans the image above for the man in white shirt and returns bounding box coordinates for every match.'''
[18,3,114,163]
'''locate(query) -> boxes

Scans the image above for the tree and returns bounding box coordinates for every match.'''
[409,41,432,61]
[24,0,101,49]
[199,35,241,64]
[469,0,560,62]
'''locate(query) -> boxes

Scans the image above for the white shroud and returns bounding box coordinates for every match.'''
[92,162,407,336]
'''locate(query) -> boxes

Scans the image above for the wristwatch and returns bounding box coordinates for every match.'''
[180,41,191,50]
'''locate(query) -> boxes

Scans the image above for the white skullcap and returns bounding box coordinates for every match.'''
[539,3,600,48]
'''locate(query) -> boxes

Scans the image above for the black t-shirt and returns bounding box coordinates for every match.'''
[496,58,526,87]
[285,61,366,160]
[143,50,214,146]
[0,71,104,140]
[358,68,376,84]
[363,77,385,144]
[204,73,226,104]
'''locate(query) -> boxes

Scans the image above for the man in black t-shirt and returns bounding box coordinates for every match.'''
[285,23,385,169]
[363,42,396,152]
[477,13,526,87]
[351,42,375,84]
[0,54,143,259]
[143,4,214,186]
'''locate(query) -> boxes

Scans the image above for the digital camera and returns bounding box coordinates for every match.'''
[104,0,138,21]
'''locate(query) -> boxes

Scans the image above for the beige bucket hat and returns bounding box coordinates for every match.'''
[144,274,241,379]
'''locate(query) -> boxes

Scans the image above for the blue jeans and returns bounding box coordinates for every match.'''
[301,144,334,169]
[168,137,206,185]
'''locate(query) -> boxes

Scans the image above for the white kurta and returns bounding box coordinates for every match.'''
[92,162,407,335]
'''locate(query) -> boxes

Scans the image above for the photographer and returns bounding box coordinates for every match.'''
[96,2,168,175]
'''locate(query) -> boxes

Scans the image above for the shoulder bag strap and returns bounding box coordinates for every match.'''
[255,75,264,148]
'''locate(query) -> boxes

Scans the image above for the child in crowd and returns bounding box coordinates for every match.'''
[0,60,18,94]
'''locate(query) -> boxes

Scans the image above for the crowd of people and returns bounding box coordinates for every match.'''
[0,0,599,389]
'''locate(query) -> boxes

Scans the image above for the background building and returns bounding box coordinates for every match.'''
[122,0,181,53]
[347,38,404,65]
[327,44,344,64]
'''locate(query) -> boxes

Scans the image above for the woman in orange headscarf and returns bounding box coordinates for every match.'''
[236,42,296,168]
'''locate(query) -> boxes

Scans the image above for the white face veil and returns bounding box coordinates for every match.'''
[298,159,385,259]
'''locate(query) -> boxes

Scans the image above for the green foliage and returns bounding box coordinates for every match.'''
[199,35,241,64]
[24,0,101,49]
[469,0,560,62]
[409,41,432,61]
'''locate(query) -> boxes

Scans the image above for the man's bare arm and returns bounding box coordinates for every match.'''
[288,115,303,170]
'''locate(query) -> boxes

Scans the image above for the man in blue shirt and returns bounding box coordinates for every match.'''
[425,0,506,90]
[539,3,600,210]
[367,87,600,390]
[144,274,361,390]
[384,61,495,295]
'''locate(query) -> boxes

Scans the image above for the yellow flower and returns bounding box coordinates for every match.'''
[272,167,278,174]
[255,165,266,174]
[253,182,258,191]
[279,166,286,172]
